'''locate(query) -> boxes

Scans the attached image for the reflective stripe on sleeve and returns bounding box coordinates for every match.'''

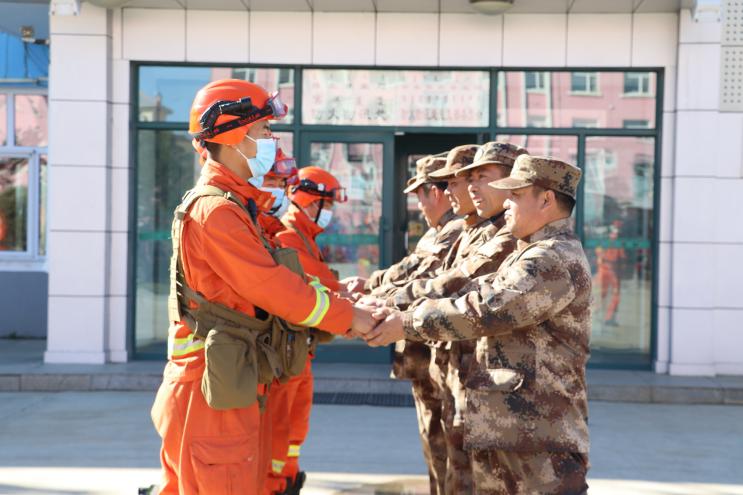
[298,286,331,328]
[308,276,330,293]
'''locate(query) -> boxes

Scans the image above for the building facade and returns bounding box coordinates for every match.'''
[3,0,739,376]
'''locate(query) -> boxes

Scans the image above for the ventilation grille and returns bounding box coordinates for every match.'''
[721,0,743,111]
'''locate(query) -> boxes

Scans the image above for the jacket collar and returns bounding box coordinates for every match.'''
[518,217,574,249]
[282,205,324,240]
[436,209,457,230]
[199,159,274,212]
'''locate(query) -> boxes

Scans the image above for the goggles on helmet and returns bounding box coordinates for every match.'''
[293,178,348,203]
[193,91,288,141]
[271,156,299,185]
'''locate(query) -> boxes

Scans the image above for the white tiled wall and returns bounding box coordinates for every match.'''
[47,166,109,232]
[313,13,375,65]
[632,13,679,67]
[503,14,567,66]
[122,9,186,61]
[186,10,249,63]
[46,5,120,364]
[677,43,721,111]
[48,101,109,166]
[567,14,632,66]
[376,13,439,66]
[49,34,110,101]
[250,12,311,63]
[439,14,503,67]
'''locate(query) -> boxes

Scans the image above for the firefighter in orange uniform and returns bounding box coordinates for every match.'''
[263,167,348,494]
[259,148,298,245]
[150,79,375,495]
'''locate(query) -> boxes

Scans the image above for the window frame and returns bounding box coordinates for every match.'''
[524,71,547,93]
[623,72,654,97]
[570,71,601,96]
[0,87,48,266]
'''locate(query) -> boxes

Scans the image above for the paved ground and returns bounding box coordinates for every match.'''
[0,392,742,494]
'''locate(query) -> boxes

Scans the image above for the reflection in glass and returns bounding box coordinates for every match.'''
[310,142,382,279]
[135,130,200,353]
[15,95,48,147]
[0,157,29,252]
[0,95,6,146]
[496,135,578,165]
[303,69,489,126]
[138,66,295,123]
[497,71,656,129]
[584,137,654,364]
[39,154,47,256]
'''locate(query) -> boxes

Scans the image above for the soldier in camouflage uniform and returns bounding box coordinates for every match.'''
[364,155,592,495]
[348,153,464,495]
[380,142,527,494]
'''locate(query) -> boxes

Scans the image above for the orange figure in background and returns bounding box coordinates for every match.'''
[595,223,626,326]
[263,166,348,494]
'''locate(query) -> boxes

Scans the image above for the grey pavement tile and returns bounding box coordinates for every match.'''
[20,374,92,391]
[0,375,20,392]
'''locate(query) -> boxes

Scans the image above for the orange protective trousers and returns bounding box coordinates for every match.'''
[152,374,270,494]
[263,359,314,494]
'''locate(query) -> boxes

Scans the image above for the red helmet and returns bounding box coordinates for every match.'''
[188,79,287,157]
[265,148,299,185]
[290,166,347,208]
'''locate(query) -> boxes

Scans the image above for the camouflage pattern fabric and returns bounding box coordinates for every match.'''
[470,449,588,494]
[394,213,516,494]
[365,209,463,294]
[411,378,447,495]
[402,218,592,455]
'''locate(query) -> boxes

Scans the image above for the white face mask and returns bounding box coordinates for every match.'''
[260,187,289,218]
[316,208,333,229]
[234,136,277,188]
[245,135,277,178]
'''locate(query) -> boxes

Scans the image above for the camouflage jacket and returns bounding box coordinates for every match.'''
[373,210,464,381]
[402,218,592,453]
[366,209,464,295]
[388,213,514,311]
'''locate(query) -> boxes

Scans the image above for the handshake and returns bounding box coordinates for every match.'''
[345,291,406,347]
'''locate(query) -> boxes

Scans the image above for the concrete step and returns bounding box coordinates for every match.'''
[2,339,742,405]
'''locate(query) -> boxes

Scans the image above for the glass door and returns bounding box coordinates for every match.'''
[300,132,393,363]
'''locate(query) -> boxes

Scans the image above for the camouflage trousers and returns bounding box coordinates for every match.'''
[411,377,447,495]
[441,344,473,495]
[470,449,589,495]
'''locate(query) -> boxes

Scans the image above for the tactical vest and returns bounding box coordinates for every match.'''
[167,185,310,410]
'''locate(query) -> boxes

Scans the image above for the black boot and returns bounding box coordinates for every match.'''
[282,471,306,495]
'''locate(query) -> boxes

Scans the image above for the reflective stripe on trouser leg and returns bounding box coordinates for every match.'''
[272,459,286,474]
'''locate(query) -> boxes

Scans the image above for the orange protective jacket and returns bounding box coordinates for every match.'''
[259,212,285,247]
[165,160,353,382]
[276,207,342,292]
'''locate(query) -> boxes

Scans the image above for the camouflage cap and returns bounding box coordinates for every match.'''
[428,144,480,179]
[403,154,448,193]
[489,154,582,199]
[455,142,529,176]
